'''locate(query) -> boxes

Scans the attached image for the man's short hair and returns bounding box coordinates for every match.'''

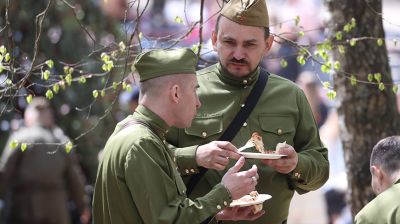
[214,15,270,39]
[370,136,400,174]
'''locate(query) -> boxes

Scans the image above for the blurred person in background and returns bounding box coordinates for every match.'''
[0,97,90,224]
[355,136,400,223]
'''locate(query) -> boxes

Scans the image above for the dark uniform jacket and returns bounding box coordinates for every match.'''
[355,179,400,224]
[92,105,232,224]
[167,64,329,224]
[0,125,87,224]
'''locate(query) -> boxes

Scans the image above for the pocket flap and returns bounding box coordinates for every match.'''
[259,114,295,135]
[185,115,223,138]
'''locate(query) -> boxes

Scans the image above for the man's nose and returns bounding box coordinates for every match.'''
[232,47,245,60]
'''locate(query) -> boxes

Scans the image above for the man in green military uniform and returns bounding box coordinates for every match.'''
[92,48,265,223]
[0,97,90,224]
[355,136,400,223]
[167,1,329,223]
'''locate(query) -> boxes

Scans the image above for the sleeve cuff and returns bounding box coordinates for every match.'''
[289,153,307,185]
[175,145,200,175]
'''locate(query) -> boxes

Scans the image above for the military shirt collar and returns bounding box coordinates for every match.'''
[133,105,169,140]
[216,63,259,87]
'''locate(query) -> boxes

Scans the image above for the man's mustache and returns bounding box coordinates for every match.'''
[228,58,248,65]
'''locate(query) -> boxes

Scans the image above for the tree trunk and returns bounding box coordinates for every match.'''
[326,0,400,217]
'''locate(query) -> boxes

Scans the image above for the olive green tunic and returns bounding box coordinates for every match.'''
[92,105,232,224]
[355,179,400,224]
[167,64,329,224]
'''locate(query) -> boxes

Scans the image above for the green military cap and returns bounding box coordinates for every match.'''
[134,48,198,82]
[221,0,269,28]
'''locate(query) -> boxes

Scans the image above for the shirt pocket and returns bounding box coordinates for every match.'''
[184,114,223,140]
[258,114,296,149]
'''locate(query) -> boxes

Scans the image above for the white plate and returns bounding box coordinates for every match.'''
[230,194,272,207]
[240,152,287,160]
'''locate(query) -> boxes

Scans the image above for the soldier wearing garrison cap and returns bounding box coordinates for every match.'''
[93,48,263,223]
[167,1,329,224]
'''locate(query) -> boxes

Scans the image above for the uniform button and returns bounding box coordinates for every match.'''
[190,168,195,173]
[243,122,247,127]
[202,132,207,138]
[217,205,222,210]
[182,190,185,194]
[185,169,189,174]
[223,201,228,206]
[277,128,283,135]
[173,157,176,162]
[294,172,300,178]
[241,104,245,108]
[243,80,248,84]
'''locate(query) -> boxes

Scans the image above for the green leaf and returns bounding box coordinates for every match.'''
[65,74,72,86]
[326,90,337,100]
[392,85,398,94]
[102,64,108,72]
[65,141,73,154]
[92,90,99,98]
[42,70,50,80]
[79,76,86,84]
[295,16,300,26]
[374,73,382,82]
[321,64,331,74]
[349,38,357,47]
[335,31,343,41]
[45,89,54,100]
[69,67,74,74]
[125,84,132,92]
[338,45,346,54]
[377,38,383,46]
[0,45,6,54]
[53,83,60,93]
[280,59,288,68]
[323,82,330,89]
[6,78,12,85]
[350,75,357,86]
[119,41,126,52]
[298,31,305,37]
[21,143,27,152]
[174,16,184,24]
[351,18,356,28]
[379,82,385,91]
[46,59,54,68]
[101,52,110,62]
[343,24,351,33]
[4,53,10,62]
[64,66,70,75]
[334,61,341,71]
[191,44,199,54]
[296,55,306,65]
[26,94,33,104]
[9,140,18,149]
[100,90,106,97]
[367,74,373,82]
[112,82,118,90]
[0,63,3,73]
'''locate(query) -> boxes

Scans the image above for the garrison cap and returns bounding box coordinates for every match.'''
[134,48,198,82]
[221,0,269,28]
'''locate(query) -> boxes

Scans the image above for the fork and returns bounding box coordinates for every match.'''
[238,141,255,152]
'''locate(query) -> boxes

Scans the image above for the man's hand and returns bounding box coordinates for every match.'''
[216,206,265,221]
[196,141,241,170]
[221,157,258,199]
[261,144,298,174]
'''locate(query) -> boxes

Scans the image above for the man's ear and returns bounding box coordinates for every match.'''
[264,35,274,54]
[170,84,180,104]
[371,165,384,182]
[212,31,218,51]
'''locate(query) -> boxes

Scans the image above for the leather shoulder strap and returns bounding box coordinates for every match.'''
[187,69,269,197]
